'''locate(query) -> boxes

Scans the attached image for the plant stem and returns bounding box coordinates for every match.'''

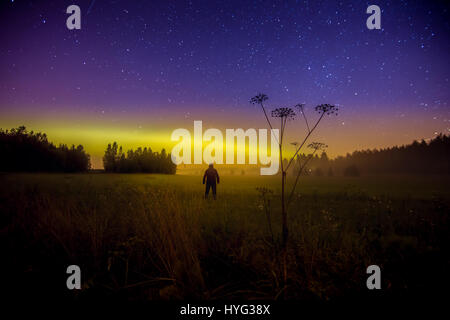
[285,112,325,171]
[286,150,317,210]
[259,102,279,145]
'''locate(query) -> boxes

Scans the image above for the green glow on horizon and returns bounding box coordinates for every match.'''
[1,105,445,169]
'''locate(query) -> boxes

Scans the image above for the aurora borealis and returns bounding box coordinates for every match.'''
[1,0,449,168]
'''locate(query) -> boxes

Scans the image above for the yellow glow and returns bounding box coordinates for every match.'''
[0,105,443,169]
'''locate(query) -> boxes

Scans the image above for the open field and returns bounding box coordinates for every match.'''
[0,173,449,301]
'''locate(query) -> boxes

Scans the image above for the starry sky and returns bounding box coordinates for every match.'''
[0,0,449,168]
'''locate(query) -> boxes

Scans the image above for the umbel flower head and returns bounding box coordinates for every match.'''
[294,103,306,113]
[250,93,269,105]
[315,104,339,115]
[271,107,296,119]
[308,142,328,151]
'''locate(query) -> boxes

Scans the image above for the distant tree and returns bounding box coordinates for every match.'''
[102,143,176,174]
[327,167,334,177]
[0,126,90,172]
[314,168,323,176]
[344,165,360,177]
[329,134,450,175]
[103,142,118,172]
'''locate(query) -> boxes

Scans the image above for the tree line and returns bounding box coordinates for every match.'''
[0,126,176,174]
[103,142,176,174]
[0,126,90,172]
[291,134,450,176]
[3,125,446,175]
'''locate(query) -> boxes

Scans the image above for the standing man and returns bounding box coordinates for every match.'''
[203,163,220,199]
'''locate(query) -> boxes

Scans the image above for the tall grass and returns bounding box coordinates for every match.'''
[0,174,448,301]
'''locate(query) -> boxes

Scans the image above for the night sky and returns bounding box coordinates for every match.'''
[1,0,449,168]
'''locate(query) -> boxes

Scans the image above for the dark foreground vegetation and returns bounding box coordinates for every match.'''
[0,126,90,172]
[0,174,448,302]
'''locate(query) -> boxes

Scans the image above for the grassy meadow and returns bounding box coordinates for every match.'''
[0,172,449,301]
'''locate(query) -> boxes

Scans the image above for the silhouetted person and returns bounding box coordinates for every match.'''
[203,163,219,199]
